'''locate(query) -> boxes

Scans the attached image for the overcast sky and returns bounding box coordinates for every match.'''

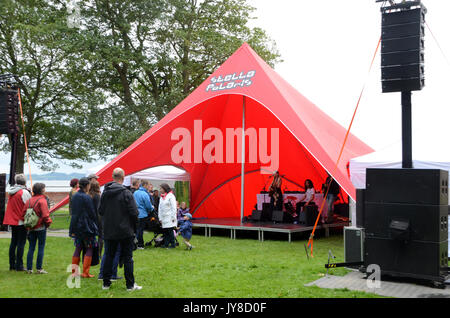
[1,0,449,175]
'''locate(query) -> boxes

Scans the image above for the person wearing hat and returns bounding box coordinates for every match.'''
[69,177,99,278]
[178,212,194,250]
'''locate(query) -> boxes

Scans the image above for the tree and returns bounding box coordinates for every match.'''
[0,0,103,173]
[0,0,281,173]
[71,0,281,155]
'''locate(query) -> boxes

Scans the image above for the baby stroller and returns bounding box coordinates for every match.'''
[144,211,179,248]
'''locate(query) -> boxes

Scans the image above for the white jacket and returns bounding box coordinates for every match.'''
[158,192,177,228]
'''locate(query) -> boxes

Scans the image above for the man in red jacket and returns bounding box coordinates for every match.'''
[3,174,31,271]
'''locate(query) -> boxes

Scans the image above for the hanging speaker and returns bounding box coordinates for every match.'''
[381,4,426,93]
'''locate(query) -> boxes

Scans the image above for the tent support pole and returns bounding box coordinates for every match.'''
[241,96,246,224]
[401,91,413,169]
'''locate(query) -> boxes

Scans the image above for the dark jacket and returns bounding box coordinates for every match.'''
[69,189,99,239]
[98,181,138,241]
[91,193,103,238]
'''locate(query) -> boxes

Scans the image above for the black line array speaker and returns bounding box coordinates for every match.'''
[381,5,426,93]
[0,89,19,135]
[356,189,366,228]
[0,174,6,228]
[364,168,449,284]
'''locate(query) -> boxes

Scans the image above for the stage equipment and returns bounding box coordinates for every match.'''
[0,74,20,185]
[344,227,365,266]
[251,210,262,222]
[300,204,319,226]
[363,168,448,286]
[0,89,19,135]
[0,174,6,230]
[261,203,272,221]
[380,0,426,93]
[271,210,285,223]
[355,189,366,228]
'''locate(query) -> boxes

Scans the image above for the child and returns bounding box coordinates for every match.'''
[179,213,194,250]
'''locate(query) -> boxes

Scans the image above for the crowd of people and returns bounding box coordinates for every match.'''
[3,168,194,292]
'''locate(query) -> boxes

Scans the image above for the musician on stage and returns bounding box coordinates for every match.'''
[269,171,283,211]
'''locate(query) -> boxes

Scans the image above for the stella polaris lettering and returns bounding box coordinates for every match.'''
[206,70,255,92]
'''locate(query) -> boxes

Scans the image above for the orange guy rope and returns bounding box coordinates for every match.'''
[306,37,382,257]
[17,88,33,191]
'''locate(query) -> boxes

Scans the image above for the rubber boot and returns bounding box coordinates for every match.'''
[72,256,80,277]
[81,256,94,278]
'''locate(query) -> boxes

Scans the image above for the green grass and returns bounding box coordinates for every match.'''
[0,231,383,298]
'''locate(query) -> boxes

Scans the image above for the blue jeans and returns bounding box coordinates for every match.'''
[27,229,47,270]
[99,243,121,278]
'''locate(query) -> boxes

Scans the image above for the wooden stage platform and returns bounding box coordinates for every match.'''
[192,218,349,242]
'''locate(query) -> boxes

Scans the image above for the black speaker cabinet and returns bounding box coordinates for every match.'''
[251,210,262,222]
[366,168,448,205]
[365,237,447,282]
[364,168,449,284]
[299,204,319,226]
[356,189,366,228]
[381,6,426,93]
[261,203,272,221]
[0,174,6,227]
[271,210,285,223]
[345,227,365,264]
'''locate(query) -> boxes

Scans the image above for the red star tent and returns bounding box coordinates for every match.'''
[51,43,373,220]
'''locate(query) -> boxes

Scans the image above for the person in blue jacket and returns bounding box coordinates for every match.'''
[179,213,194,250]
[133,180,154,249]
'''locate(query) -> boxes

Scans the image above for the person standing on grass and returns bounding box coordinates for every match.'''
[178,212,194,250]
[89,180,102,256]
[153,190,160,213]
[158,183,177,249]
[70,177,99,278]
[99,168,141,291]
[4,174,31,271]
[23,183,52,274]
[68,178,79,217]
[133,180,154,249]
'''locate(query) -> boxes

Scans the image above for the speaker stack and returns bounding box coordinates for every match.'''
[381,2,426,93]
[0,87,20,185]
[0,89,19,135]
[363,168,449,285]
[0,174,6,231]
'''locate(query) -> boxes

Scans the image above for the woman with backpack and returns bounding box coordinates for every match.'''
[22,183,52,274]
[69,177,99,278]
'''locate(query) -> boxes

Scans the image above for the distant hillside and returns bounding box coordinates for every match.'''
[6,172,85,181]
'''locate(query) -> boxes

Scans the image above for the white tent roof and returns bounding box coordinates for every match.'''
[349,133,450,205]
[123,165,190,186]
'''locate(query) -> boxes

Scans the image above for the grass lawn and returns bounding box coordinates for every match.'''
[0,226,383,298]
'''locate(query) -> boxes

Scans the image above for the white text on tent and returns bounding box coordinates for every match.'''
[171,120,279,173]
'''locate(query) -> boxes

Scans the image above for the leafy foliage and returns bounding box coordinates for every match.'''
[0,0,281,171]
